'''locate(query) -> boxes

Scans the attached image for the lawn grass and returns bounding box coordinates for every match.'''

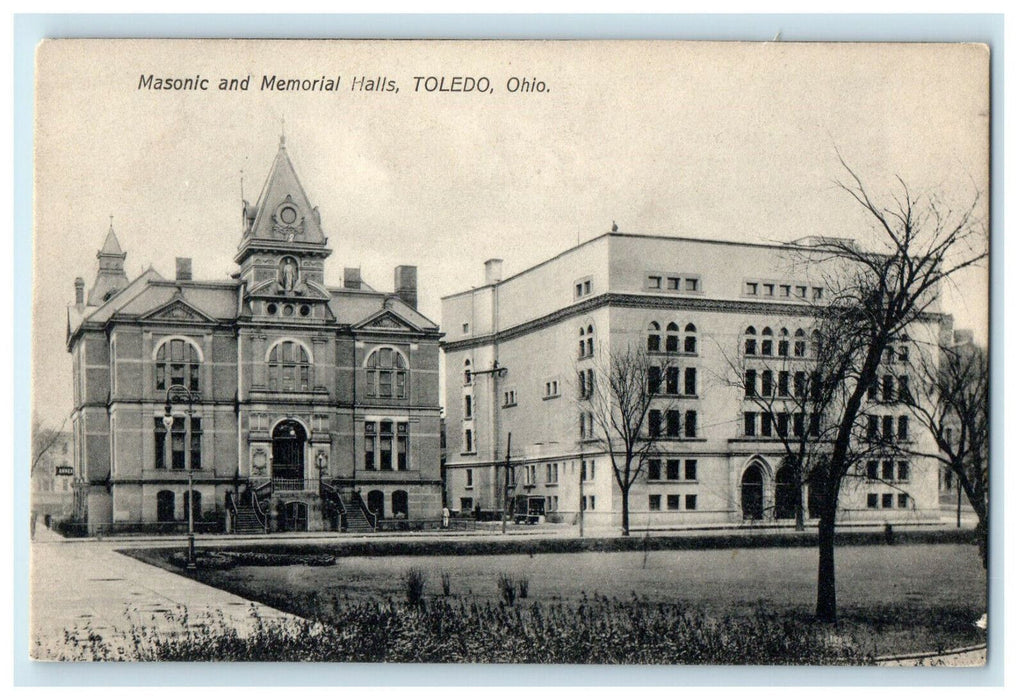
[127,539,987,661]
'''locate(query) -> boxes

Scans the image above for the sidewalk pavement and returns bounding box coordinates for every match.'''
[30,526,300,660]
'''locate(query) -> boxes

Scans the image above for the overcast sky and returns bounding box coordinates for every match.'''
[33,40,990,427]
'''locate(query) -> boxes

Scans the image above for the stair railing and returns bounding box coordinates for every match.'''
[227,491,240,534]
[353,492,378,531]
[249,488,270,533]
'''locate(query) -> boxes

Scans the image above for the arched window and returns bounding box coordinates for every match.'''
[684,323,698,354]
[647,322,661,352]
[392,490,409,519]
[463,358,472,385]
[155,338,201,392]
[579,325,594,358]
[744,326,757,356]
[761,327,774,356]
[794,329,807,357]
[665,323,679,353]
[778,328,790,357]
[156,490,175,523]
[268,340,310,392]
[366,347,408,399]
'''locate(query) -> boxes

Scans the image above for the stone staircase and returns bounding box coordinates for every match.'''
[232,497,267,535]
[339,493,375,533]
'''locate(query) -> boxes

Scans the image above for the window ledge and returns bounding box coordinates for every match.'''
[542,395,561,401]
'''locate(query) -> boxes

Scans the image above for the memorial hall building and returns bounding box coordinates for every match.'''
[67,138,443,533]
[441,233,947,527]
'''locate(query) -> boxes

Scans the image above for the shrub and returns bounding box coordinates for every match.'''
[404,568,427,607]
[440,572,452,597]
[517,577,530,599]
[497,573,516,605]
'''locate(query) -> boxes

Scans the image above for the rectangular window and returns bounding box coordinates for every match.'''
[649,494,662,511]
[397,424,408,470]
[190,417,202,469]
[763,283,775,297]
[761,370,773,396]
[897,415,909,440]
[745,338,757,355]
[882,460,895,481]
[761,412,773,437]
[744,412,757,437]
[464,395,473,419]
[745,369,757,397]
[883,415,894,439]
[898,461,910,482]
[776,412,789,437]
[684,459,697,481]
[648,366,662,394]
[464,429,473,453]
[685,494,697,510]
[648,409,662,437]
[380,423,394,470]
[745,282,759,295]
[897,494,909,508]
[867,493,879,508]
[795,371,807,397]
[665,459,680,481]
[793,413,805,437]
[866,461,878,480]
[365,369,376,397]
[667,494,680,510]
[460,497,473,511]
[795,285,807,298]
[364,423,376,470]
[778,371,790,396]
[883,375,894,402]
[396,371,406,398]
[666,277,680,291]
[898,376,910,402]
[171,416,186,470]
[684,410,697,438]
[379,371,393,398]
[810,413,821,437]
[466,468,473,487]
[882,493,894,508]
[762,339,773,356]
[813,287,824,299]
[867,415,879,439]
[684,367,696,396]
[647,276,662,290]
[648,460,662,481]
[665,333,679,352]
[778,340,789,357]
[665,367,680,394]
[462,323,470,334]
[666,410,680,438]
[154,417,166,469]
[685,278,699,292]
[156,365,166,391]
[589,496,596,510]
[780,284,791,298]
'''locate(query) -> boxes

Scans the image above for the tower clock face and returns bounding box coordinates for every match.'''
[279,206,297,224]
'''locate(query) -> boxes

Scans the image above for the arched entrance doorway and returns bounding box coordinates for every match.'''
[741,464,764,520]
[774,460,800,520]
[272,420,307,483]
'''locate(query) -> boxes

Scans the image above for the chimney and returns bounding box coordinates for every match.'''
[74,277,85,306]
[484,258,504,285]
[175,257,192,281]
[394,265,418,310]
[344,267,362,290]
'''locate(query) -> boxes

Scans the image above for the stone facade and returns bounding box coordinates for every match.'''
[67,139,443,533]
[442,233,945,528]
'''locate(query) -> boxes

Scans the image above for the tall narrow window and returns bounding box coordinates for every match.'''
[665,366,680,394]
[665,323,679,352]
[647,322,661,352]
[380,421,394,469]
[648,409,662,437]
[684,323,697,354]
[761,370,773,397]
[778,371,790,396]
[189,417,202,469]
[684,367,696,396]
[648,366,662,394]
[665,410,680,438]
[794,329,806,357]
[154,417,167,469]
[464,395,473,419]
[364,423,377,470]
[744,327,757,356]
[744,412,757,437]
[745,369,757,397]
[171,416,186,470]
[397,423,408,470]
[897,415,909,440]
[684,410,697,438]
[761,327,773,356]
[464,358,472,385]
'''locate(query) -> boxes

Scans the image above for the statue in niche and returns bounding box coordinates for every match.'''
[278,257,299,293]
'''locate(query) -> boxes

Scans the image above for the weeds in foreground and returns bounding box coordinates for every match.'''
[403,568,427,607]
[497,573,517,605]
[41,595,874,664]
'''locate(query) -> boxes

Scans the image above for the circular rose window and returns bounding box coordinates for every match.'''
[279,206,297,224]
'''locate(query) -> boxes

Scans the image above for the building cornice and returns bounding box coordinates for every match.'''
[441,292,947,352]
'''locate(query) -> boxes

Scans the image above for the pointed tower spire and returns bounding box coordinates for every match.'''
[88,218,130,305]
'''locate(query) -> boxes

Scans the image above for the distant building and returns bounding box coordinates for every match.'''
[66,138,443,533]
[441,233,945,527]
[31,430,74,522]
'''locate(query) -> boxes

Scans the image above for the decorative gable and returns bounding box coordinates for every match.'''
[356,309,423,333]
[139,297,217,324]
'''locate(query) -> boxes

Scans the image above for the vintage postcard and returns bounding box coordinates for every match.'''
[30,39,990,666]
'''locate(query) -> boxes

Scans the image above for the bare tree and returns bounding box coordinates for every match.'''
[31,414,68,478]
[905,339,989,564]
[798,157,987,623]
[580,343,676,536]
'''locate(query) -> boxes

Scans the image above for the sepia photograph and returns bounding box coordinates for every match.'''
[28,37,991,667]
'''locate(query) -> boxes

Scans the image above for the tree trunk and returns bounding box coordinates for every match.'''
[795,481,805,532]
[621,488,630,536]
[815,504,837,623]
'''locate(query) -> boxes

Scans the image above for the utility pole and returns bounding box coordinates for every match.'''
[501,432,511,534]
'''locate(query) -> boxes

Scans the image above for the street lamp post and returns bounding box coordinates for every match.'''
[163,385,200,570]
